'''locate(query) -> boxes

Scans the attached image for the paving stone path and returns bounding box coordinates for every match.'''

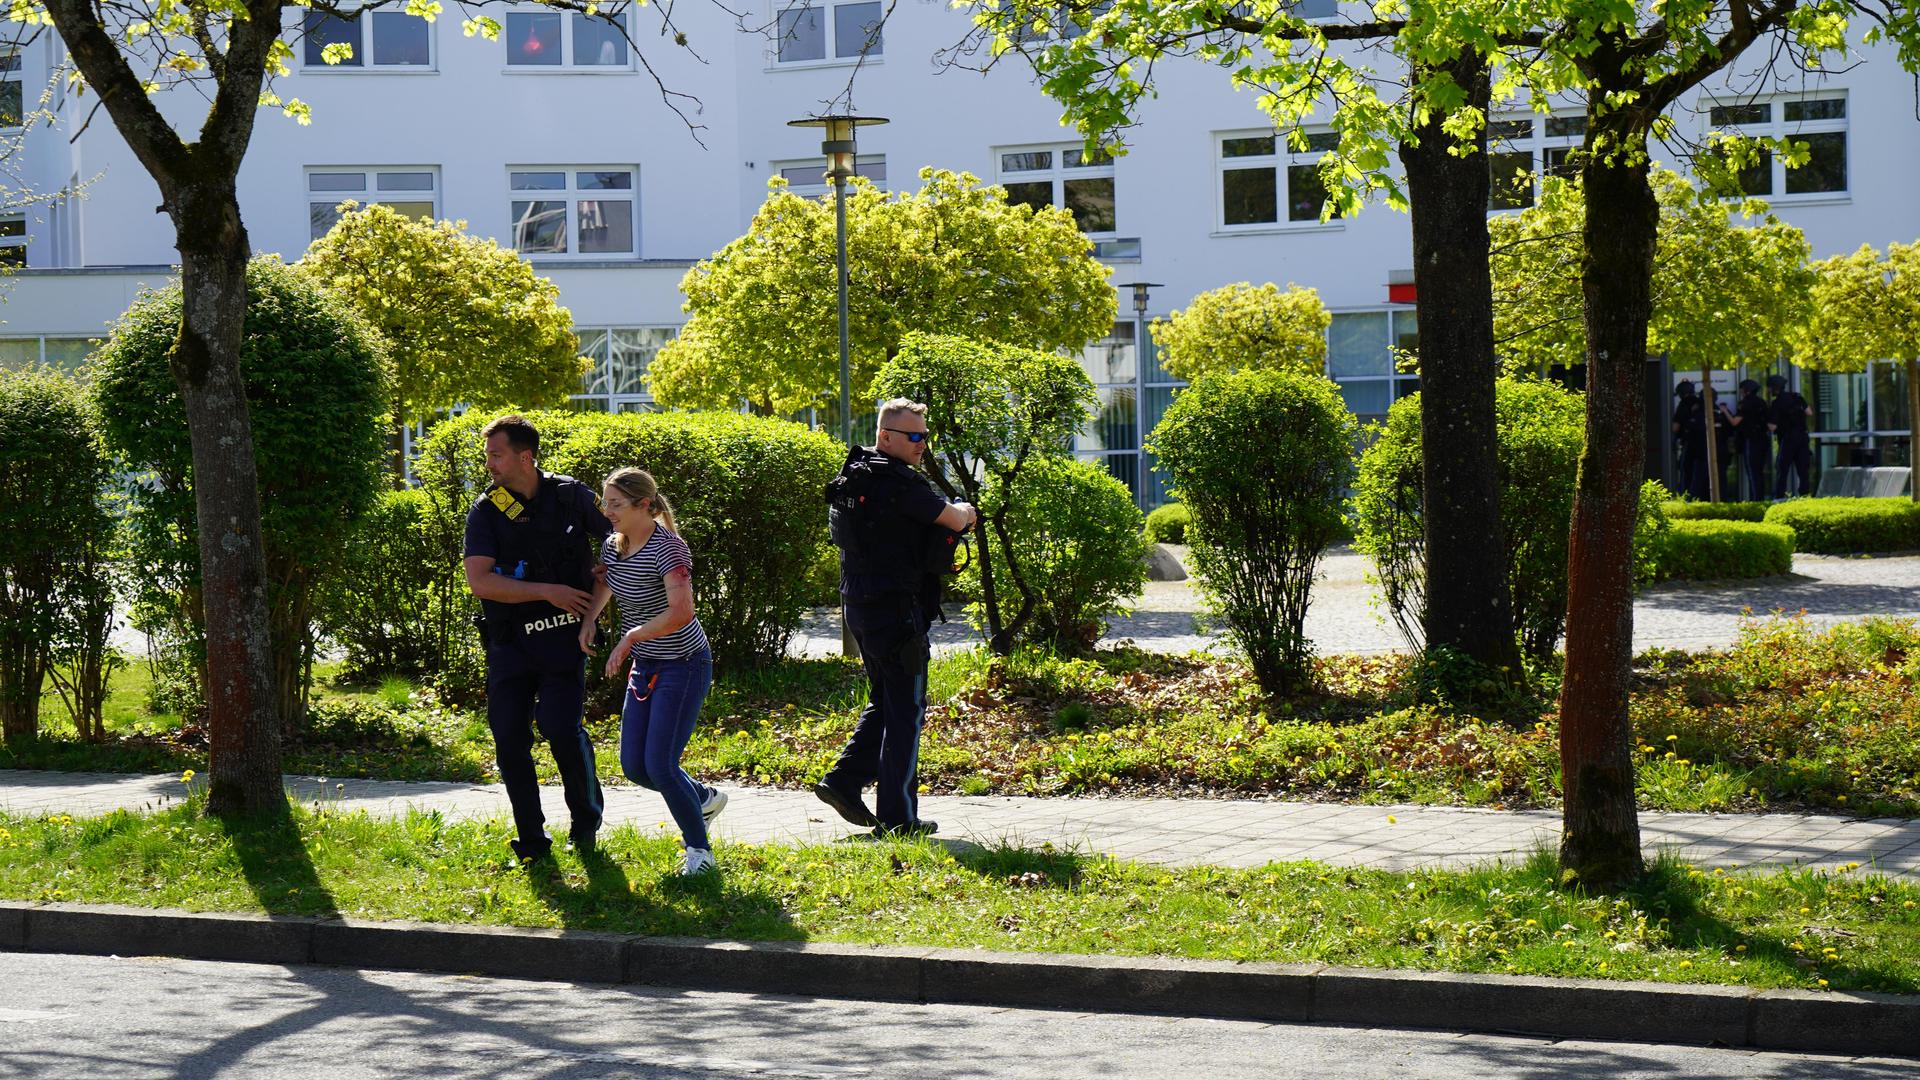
[792,549,1920,658]
[6,769,1917,880]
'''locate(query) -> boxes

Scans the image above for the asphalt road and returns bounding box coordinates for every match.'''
[0,954,1912,1079]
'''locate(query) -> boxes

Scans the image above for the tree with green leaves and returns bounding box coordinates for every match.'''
[1491,171,1814,502]
[0,366,113,745]
[960,0,1533,689]
[301,202,587,469]
[650,168,1117,418]
[1801,242,1920,503]
[24,0,690,813]
[869,331,1096,654]
[1151,281,1330,383]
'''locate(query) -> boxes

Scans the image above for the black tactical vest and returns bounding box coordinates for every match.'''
[826,446,961,600]
[476,472,598,660]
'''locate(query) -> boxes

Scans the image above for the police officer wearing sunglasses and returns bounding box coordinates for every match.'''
[462,415,613,863]
[816,398,976,836]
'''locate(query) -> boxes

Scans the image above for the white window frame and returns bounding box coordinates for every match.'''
[995,142,1119,238]
[1701,91,1849,202]
[769,0,886,69]
[1326,308,1421,422]
[1484,112,1586,213]
[297,7,437,72]
[573,326,680,410]
[770,155,886,197]
[306,167,441,242]
[0,49,22,131]
[1212,128,1343,234]
[507,166,640,259]
[501,6,636,72]
[0,211,25,267]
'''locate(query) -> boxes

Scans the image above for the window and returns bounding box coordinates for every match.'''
[1483,114,1585,211]
[0,50,20,129]
[1328,310,1419,422]
[0,336,94,369]
[1704,93,1847,198]
[1216,129,1339,228]
[772,155,886,197]
[0,213,25,267]
[302,9,432,68]
[998,144,1116,234]
[774,1,883,64]
[505,9,630,67]
[509,168,637,256]
[307,168,439,241]
[573,327,677,411]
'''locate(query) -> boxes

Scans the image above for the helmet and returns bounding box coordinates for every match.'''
[1675,379,1696,397]
[1739,378,1761,395]
[1766,374,1787,393]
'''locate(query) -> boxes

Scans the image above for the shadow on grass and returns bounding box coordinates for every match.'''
[207,796,341,919]
[523,837,807,944]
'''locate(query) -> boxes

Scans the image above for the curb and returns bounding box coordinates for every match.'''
[4,901,1915,1058]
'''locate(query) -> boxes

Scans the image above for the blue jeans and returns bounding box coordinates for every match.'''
[620,650,715,850]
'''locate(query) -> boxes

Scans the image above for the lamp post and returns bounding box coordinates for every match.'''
[786,113,889,446]
[1116,282,1162,510]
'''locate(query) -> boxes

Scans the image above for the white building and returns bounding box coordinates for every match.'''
[4,7,1917,503]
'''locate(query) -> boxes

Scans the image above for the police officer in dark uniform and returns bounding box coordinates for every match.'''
[1672,380,1709,500]
[813,399,976,837]
[1729,378,1772,501]
[462,415,612,862]
[1768,373,1814,498]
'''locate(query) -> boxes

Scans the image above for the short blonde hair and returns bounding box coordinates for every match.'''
[877,398,928,429]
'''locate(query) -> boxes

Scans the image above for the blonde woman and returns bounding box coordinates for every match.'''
[579,467,725,875]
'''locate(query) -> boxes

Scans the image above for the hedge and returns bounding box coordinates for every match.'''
[1763,497,1920,555]
[1661,500,1770,523]
[1143,502,1189,545]
[414,408,843,671]
[1647,520,1795,582]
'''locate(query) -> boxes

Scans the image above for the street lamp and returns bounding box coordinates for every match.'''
[1116,282,1162,510]
[786,113,889,446]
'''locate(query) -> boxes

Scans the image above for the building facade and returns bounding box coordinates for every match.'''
[4,7,1918,503]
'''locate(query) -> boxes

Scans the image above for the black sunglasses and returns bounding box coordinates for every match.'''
[882,427,928,444]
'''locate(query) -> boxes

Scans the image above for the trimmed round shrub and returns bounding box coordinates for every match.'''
[1763,497,1920,554]
[1662,500,1769,522]
[1147,369,1355,697]
[1143,501,1189,545]
[313,489,469,680]
[90,256,390,728]
[965,456,1148,650]
[415,408,843,671]
[0,367,114,743]
[1648,520,1795,581]
[1355,379,1672,665]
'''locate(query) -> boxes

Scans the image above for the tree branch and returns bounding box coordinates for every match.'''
[43,0,193,188]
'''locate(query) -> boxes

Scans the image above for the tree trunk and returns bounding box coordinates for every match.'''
[0,628,46,744]
[172,183,284,816]
[1400,53,1524,681]
[1558,113,1652,888]
[1701,363,1722,503]
[1907,357,1918,503]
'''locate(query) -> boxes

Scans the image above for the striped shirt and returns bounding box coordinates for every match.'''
[602,526,709,659]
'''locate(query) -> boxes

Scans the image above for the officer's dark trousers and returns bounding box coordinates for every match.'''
[1739,440,1770,502]
[486,640,604,851]
[1775,436,1812,498]
[829,597,930,829]
[1679,442,1709,501]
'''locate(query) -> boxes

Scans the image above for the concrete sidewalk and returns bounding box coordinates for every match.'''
[6,769,1918,878]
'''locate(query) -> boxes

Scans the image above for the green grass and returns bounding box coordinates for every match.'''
[2,801,1915,994]
[8,615,1919,817]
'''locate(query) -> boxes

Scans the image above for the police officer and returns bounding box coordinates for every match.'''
[462,415,612,862]
[1729,378,1772,501]
[1768,374,1814,498]
[1672,380,1709,500]
[814,398,976,837]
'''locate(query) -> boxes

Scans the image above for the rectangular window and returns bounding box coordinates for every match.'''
[302,9,432,68]
[997,142,1119,235]
[775,1,884,64]
[577,326,677,407]
[1705,93,1845,199]
[0,213,25,267]
[1214,129,1340,229]
[509,167,638,256]
[0,49,20,128]
[1328,310,1419,425]
[1485,114,1584,211]
[773,155,886,196]
[505,10,631,68]
[307,168,439,240]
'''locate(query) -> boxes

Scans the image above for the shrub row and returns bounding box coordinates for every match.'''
[1646,520,1796,582]
[1662,500,1770,523]
[1763,497,1920,555]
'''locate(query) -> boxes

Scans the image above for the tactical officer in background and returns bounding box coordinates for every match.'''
[814,398,977,837]
[1768,373,1815,499]
[1672,380,1710,500]
[463,415,613,863]
[1728,378,1772,502]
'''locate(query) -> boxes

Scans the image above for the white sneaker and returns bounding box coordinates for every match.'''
[700,787,728,825]
[681,847,717,876]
